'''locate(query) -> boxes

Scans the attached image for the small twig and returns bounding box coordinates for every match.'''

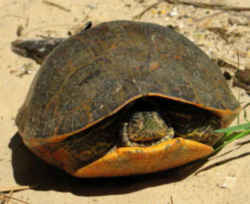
[7,191,14,204]
[195,11,224,25]
[0,194,30,204]
[170,195,174,204]
[133,0,250,19]
[195,152,250,175]
[133,1,164,19]
[42,0,71,12]
[213,57,241,70]
[0,186,32,193]
[164,0,250,12]
[243,103,250,121]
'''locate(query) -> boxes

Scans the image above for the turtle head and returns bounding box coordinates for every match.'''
[121,111,174,146]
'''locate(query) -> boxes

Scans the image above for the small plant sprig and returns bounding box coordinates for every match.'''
[213,122,250,154]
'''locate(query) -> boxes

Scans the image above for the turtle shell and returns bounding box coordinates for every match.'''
[16,20,240,177]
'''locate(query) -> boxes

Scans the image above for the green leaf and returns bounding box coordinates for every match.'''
[213,122,250,154]
[214,122,250,133]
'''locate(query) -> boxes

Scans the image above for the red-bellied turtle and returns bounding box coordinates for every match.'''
[14,20,240,177]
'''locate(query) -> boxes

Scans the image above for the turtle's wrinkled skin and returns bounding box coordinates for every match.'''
[121,111,174,145]
[15,20,241,177]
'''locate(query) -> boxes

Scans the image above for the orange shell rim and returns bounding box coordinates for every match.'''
[71,138,214,178]
[35,93,241,144]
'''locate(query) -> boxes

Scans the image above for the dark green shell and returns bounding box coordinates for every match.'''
[16,20,240,142]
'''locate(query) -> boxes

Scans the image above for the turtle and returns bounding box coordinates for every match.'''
[14,20,241,178]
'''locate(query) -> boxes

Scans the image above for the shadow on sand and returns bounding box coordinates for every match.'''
[9,133,207,196]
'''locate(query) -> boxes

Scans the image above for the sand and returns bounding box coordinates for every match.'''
[0,0,249,203]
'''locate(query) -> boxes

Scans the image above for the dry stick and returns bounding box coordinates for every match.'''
[133,0,250,19]
[0,194,30,204]
[8,191,16,204]
[42,0,71,12]
[6,190,13,204]
[170,195,174,204]
[0,186,33,193]
[195,11,224,24]
[133,1,164,19]
[164,0,250,11]
[195,152,250,175]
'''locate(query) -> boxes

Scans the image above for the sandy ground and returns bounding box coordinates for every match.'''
[0,0,250,203]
